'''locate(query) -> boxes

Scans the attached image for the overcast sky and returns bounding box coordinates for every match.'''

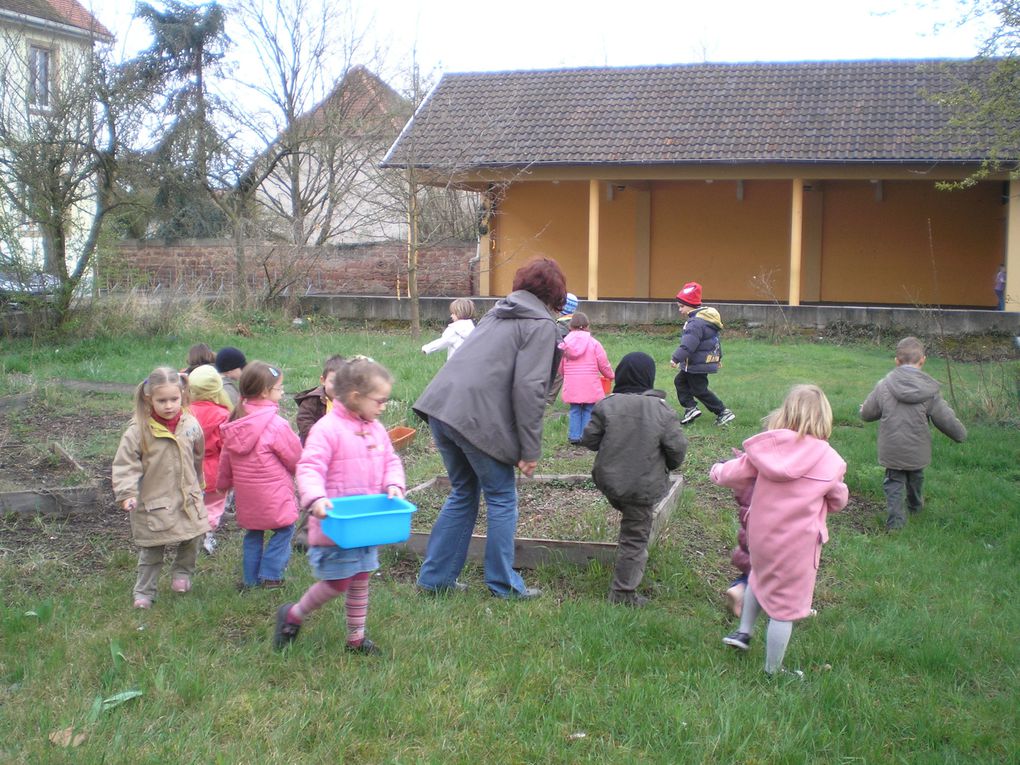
[89,0,989,76]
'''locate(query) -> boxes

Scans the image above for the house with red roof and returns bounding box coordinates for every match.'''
[384,61,1018,310]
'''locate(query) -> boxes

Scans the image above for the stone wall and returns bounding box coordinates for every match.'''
[111,240,477,296]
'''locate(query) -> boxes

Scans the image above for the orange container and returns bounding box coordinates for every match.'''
[600,377,612,395]
[387,425,417,452]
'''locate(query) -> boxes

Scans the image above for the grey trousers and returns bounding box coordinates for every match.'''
[610,502,655,596]
[883,468,925,529]
[134,534,203,601]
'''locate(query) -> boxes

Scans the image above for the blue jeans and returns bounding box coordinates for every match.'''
[417,418,527,597]
[568,403,595,442]
[242,524,295,585]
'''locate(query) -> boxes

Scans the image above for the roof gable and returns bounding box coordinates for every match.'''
[0,0,113,39]
[384,60,1006,170]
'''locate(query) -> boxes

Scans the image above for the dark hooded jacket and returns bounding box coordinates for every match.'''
[413,289,559,465]
[670,307,724,373]
[861,365,967,470]
[580,352,688,506]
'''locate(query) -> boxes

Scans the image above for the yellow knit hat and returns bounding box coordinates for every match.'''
[187,364,233,410]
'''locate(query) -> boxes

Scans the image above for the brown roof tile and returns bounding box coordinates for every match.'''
[0,0,112,39]
[383,60,1005,170]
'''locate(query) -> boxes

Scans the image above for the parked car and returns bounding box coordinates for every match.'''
[0,271,61,307]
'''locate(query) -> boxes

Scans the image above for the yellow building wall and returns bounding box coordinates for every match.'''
[649,181,791,300]
[820,181,1005,306]
[489,178,1005,306]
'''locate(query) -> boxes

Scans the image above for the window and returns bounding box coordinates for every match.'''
[28,46,51,108]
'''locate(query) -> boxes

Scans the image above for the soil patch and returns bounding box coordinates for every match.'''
[410,478,618,542]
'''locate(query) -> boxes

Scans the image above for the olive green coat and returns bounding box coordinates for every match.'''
[112,413,210,547]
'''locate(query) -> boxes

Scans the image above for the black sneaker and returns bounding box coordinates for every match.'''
[715,409,736,426]
[680,406,702,424]
[347,637,381,655]
[273,603,300,650]
[608,591,649,607]
[722,631,751,651]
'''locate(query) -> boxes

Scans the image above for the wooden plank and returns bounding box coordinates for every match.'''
[0,486,99,516]
[400,473,683,569]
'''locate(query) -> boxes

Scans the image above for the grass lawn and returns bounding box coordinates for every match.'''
[1,319,1017,763]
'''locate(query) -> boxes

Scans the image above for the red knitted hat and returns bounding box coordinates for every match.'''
[676,282,702,307]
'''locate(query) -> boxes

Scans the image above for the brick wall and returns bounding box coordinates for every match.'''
[111,240,476,296]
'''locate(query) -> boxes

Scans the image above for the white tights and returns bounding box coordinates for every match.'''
[738,582,794,674]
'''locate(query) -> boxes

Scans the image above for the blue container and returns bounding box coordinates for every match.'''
[320,494,418,549]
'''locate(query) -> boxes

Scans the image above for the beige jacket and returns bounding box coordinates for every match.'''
[112,413,210,547]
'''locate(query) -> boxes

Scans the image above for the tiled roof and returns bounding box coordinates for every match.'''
[0,0,113,39]
[383,60,1004,169]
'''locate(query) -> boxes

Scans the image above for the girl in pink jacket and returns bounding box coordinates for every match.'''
[218,361,302,589]
[274,357,405,654]
[559,312,614,444]
[711,384,849,675]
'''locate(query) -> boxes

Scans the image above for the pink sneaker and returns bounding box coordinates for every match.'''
[171,577,191,593]
[133,597,152,609]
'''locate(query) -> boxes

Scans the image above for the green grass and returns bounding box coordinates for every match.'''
[1,321,1018,762]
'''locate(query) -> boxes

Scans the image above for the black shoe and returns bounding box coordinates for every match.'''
[273,603,300,650]
[568,439,581,446]
[347,637,381,655]
[722,631,751,651]
[680,406,702,424]
[608,591,649,607]
[715,409,736,426]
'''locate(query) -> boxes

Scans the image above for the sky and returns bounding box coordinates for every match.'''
[88,0,990,77]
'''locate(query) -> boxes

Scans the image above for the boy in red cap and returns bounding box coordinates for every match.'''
[669,282,735,425]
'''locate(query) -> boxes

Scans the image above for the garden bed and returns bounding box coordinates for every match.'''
[402,473,684,568]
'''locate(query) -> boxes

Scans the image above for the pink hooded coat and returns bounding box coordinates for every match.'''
[296,403,406,548]
[217,399,302,530]
[558,330,614,404]
[710,429,848,621]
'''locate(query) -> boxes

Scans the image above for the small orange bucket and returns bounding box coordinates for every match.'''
[387,425,417,451]
[600,377,612,395]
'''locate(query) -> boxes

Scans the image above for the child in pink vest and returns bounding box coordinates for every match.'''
[275,357,405,654]
[711,384,848,676]
[559,311,614,444]
[218,362,302,589]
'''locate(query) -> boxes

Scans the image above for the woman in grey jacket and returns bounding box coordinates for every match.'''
[414,257,567,599]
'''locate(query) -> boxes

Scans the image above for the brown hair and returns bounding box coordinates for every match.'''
[765,384,833,440]
[334,356,393,404]
[569,311,589,330]
[185,343,215,369]
[230,361,282,421]
[895,336,925,366]
[450,298,475,321]
[133,366,188,431]
[322,354,346,379]
[511,257,567,312]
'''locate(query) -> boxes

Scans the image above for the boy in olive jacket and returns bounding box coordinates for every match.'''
[861,337,967,530]
[581,352,688,606]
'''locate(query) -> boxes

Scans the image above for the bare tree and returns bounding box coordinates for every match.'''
[0,30,146,321]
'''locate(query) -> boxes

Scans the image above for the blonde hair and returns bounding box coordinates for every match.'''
[231,361,282,421]
[450,298,475,320]
[895,336,925,365]
[334,356,393,404]
[765,384,833,440]
[133,366,188,426]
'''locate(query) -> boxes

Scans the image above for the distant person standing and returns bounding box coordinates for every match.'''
[994,263,1006,311]
[670,282,734,426]
[215,346,247,408]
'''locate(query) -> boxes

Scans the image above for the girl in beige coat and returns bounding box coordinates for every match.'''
[112,367,210,608]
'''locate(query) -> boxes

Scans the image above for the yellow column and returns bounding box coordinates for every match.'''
[788,178,804,306]
[478,231,491,297]
[588,179,600,300]
[1006,180,1020,311]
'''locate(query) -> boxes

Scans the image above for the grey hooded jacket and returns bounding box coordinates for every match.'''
[860,365,967,470]
[413,289,559,465]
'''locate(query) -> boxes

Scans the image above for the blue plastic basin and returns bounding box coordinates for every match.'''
[320,494,417,549]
